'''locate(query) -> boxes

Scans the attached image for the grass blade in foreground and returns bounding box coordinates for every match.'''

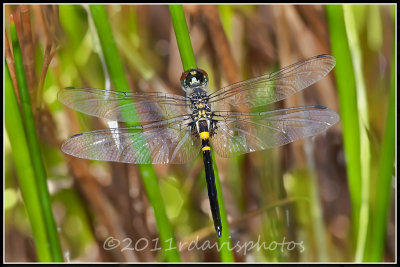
[169,5,197,71]
[5,63,53,262]
[327,5,369,261]
[9,18,63,262]
[366,5,396,261]
[343,5,371,261]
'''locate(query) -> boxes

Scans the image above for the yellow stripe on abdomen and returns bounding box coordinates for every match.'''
[200,131,210,140]
[202,146,211,151]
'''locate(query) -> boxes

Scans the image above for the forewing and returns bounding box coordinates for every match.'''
[209,55,336,110]
[61,117,201,164]
[210,106,339,158]
[58,87,190,123]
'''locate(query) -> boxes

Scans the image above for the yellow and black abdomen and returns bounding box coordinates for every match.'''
[198,119,222,237]
[198,118,211,150]
[200,130,211,151]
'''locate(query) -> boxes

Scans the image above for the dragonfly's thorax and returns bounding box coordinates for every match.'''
[189,87,213,133]
[189,87,211,116]
[189,87,210,109]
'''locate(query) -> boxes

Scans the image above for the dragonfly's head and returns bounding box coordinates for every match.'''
[180,68,208,91]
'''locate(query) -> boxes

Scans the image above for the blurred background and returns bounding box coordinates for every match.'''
[4,4,395,262]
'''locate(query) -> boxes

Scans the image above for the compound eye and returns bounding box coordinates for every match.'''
[180,70,190,85]
[197,69,208,87]
[180,68,209,89]
[197,69,208,79]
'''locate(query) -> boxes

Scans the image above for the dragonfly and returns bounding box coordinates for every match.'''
[58,54,340,238]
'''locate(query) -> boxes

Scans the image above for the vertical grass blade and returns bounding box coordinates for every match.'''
[343,5,371,261]
[88,5,181,262]
[326,5,362,260]
[366,6,396,261]
[9,18,63,262]
[169,5,197,70]
[5,63,52,261]
[169,5,234,262]
[212,151,235,262]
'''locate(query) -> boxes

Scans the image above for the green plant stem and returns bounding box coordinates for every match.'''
[343,5,371,261]
[7,62,54,262]
[9,20,63,262]
[169,5,197,70]
[326,5,362,260]
[366,6,395,260]
[212,151,235,262]
[169,5,234,262]
[89,5,181,262]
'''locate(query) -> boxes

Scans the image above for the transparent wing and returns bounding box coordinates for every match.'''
[58,87,190,123]
[210,106,339,158]
[61,117,201,164]
[208,55,336,110]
